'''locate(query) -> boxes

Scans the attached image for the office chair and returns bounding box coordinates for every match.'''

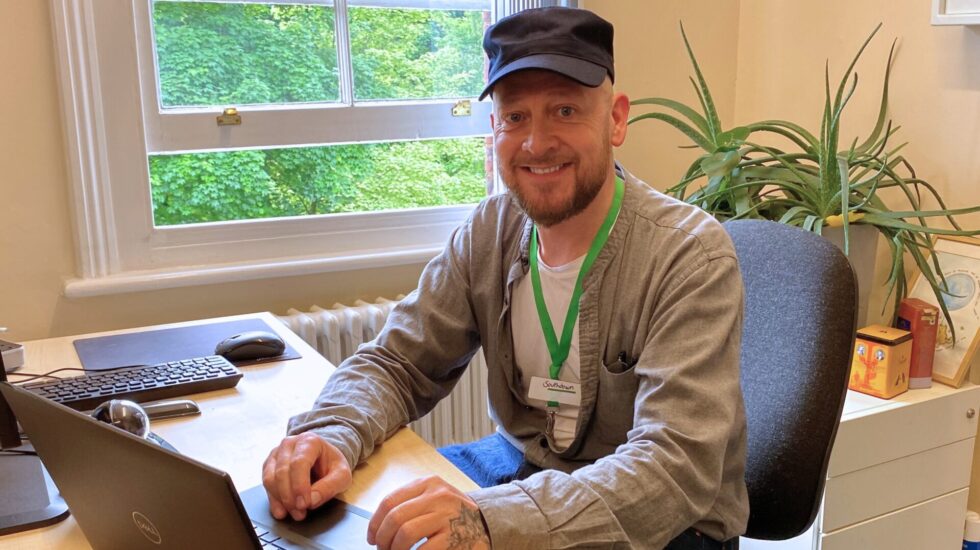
[724,219,858,540]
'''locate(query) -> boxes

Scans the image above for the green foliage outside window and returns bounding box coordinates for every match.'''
[350,7,486,100]
[149,1,489,226]
[153,2,340,106]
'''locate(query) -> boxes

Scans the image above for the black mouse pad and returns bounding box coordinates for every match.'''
[73,318,301,371]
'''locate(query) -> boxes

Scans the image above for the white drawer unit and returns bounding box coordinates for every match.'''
[742,383,980,550]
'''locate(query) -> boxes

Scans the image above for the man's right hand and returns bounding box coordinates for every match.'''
[262,432,353,521]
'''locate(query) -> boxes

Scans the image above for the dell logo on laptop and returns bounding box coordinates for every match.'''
[132,511,162,545]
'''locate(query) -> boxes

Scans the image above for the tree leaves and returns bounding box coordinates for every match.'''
[148,3,489,226]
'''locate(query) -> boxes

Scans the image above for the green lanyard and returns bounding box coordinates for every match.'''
[529,177,624,408]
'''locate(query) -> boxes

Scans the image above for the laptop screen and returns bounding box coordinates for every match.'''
[0,383,374,549]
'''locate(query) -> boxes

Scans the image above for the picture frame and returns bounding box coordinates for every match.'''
[932,0,980,25]
[907,235,980,388]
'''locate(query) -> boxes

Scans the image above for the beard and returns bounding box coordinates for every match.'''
[500,139,612,228]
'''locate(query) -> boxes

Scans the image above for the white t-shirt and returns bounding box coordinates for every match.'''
[512,251,584,450]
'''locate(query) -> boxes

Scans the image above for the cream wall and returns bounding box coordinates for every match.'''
[734,1,980,231]
[5,3,972,336]
[732,0,980,512]
[0,2,426,342]
[0,1,740,342]
[588,0,742,190]
[4,0,980,534]
[602,0,980,521]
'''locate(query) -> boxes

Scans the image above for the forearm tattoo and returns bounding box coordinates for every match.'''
[447,504,490,549]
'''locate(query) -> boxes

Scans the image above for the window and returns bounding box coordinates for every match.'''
[51,0,569,296]
[146,1,492,226]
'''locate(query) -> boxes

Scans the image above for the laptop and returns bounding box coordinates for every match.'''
[0,382,375,549]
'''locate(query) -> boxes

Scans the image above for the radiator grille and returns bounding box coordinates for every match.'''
[277,297,494,448]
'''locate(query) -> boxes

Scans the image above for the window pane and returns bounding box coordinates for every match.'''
[149,138,491,225]
[350,3,490,101]
[152,1,340,108]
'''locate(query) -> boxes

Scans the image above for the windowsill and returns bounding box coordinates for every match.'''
[63,246,441,298]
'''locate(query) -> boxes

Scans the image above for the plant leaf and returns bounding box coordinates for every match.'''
[701,150,742,178]
[857,213,980,235]
[716,126,750,148]
[854,39,896,154]
[630,97,711,135]
[747,122,818,152]
[680,22,722,138]
[861,204,980,218]
[628,112,714,151]
[905,234,957,340]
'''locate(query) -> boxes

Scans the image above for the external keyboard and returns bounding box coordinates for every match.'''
[23,355,242,411]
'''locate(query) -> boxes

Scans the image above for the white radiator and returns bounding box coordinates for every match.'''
[276,297,495,448]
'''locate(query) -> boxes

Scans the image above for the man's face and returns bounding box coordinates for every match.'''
[490,70,628,227]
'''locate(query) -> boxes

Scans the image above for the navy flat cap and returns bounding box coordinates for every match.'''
[480,7,615,100]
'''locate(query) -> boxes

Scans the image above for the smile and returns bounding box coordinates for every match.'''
[525,164,565,175]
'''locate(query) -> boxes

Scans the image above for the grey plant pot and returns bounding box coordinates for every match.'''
[822,224,894,329]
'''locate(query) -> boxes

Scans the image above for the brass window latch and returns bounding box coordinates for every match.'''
[216,107,241,126]
[451,100,471,117]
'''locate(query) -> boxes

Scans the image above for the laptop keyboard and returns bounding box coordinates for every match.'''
[254,523,290,549]
[23,355,243,411]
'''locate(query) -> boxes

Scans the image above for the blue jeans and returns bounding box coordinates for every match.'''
[437,433,536,488]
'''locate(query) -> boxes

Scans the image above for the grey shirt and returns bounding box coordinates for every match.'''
[288,166,749,549]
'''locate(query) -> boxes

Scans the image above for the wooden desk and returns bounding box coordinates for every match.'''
[0,312,477,549]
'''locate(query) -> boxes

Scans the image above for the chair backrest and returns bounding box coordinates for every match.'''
[724,219,858,540]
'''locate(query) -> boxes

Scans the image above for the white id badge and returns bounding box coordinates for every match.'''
[528,376,582,406]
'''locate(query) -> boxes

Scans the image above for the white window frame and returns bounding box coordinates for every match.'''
[52,0,571,297]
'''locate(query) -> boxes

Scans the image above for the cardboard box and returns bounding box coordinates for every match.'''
[849,324,913,399]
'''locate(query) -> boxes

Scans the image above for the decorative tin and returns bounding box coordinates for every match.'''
[849,324,913,399]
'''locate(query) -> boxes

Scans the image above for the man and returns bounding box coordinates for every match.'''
[263,7,748,550]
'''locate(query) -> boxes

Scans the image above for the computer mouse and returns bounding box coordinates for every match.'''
[214,331,286,362]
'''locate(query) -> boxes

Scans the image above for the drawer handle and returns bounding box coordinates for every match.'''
[968,408,976,419]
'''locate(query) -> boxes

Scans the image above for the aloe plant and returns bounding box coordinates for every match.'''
[629,23,980,339]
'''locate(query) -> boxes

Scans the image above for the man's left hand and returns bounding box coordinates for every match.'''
[367,475,490,550]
